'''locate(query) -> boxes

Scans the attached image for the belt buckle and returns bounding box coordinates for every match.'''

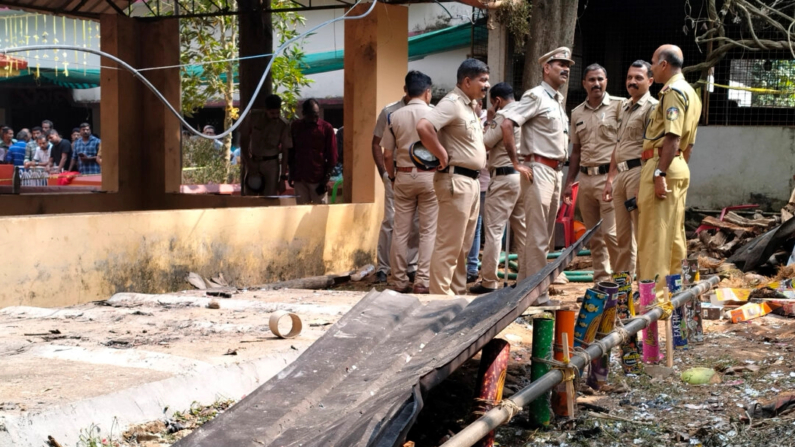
[587,166,599,176]
[617,161,628,172]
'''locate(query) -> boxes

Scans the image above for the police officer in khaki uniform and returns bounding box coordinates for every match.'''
[470,82,527,294]
[501,47,572,304]
[563,64,623,282]
[417,58,490,296]
[241,94,292,196]
[603,60,658,278]
[372,86,419,284]
[638,45,701,296]
[380,71,438,294]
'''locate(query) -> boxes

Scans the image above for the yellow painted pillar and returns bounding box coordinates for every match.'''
[343,3,408,204]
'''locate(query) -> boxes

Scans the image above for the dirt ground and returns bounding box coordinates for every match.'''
[13,253,795,447]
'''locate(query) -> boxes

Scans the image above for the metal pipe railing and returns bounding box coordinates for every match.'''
[440,275,720,447]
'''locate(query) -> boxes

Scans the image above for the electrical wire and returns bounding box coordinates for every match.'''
[1,0,379,141]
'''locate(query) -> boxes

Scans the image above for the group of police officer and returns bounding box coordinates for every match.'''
[374,43,701,300]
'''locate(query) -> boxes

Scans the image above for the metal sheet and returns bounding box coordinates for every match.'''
[175,225,597,447]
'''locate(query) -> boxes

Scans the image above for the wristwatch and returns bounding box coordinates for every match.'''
[388,175,395,182]
[654,169,666,178]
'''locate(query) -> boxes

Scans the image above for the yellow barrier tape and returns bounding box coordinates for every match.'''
[696,79,795,95]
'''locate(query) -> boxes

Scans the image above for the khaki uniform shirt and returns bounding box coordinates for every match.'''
[374,98,407,139]
[502,81,568,161]
[570,93,623,166]
[250,114,291,158]
[614,92,657,163]
[643,73,701,152]
[483,101,522,170]
[380,99,433,168]
[424,86,487,171]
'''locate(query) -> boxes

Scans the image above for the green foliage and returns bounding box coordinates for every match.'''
[76,419,120,447]
[494,0,532,52]
[182,137,240,185]
[272,0,314,119]
[746,59,795,108]
[178,0,313,182]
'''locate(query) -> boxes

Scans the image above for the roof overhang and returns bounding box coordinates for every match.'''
[0,0,133,20]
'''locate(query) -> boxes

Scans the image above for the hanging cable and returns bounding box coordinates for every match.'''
[1,0,378,141]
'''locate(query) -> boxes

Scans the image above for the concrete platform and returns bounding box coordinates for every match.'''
[0,287,484,446]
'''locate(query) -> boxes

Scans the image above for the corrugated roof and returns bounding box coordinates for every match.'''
[174,226,598,447]
[0,0,133,20]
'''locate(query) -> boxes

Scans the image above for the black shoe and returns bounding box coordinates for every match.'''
[469,283,496,294]
[407,271,416,283]
[467,273,479,283]
[375,271,388,283]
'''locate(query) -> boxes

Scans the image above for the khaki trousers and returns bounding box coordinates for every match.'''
[244,158,279,195]
[637,156,690,297]
[612,167,641,277]
[294,182,328,205]
[577,173,619,282]
[391,170,438,289]
[481,172,526,289]
[377,174,419,275]
[430,172,480,296]
[518,163,562,293]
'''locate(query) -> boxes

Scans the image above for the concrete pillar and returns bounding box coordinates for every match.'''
[343,3,408,204]
[100,15,181,205]
[100,14,141,196]
[239,0,274,195]
[139,19,182,196]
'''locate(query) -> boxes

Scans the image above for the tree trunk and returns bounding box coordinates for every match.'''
[521,0,579,96]
[239,0,274,195]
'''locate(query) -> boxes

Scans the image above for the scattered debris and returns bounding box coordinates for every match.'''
[351,264,375,282]
[46,435,62,447]
[645,365,676,379]
[728,302,781,323]
[224,348,238,356]
[186,272,207,290]
[207,300,220,310]
[745,394,795,419]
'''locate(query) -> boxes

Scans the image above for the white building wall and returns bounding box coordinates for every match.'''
[688,126,795,209]
[297,2,473,100]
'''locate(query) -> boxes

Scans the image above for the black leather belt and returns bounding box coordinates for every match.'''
[253,154,279,161]
[580,163,610,176]
[439,166,480,179]
[616,158,642,173]
[493,166,517,176]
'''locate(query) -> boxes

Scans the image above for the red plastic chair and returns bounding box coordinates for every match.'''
[694,204,759,234]
[556,182,579,248]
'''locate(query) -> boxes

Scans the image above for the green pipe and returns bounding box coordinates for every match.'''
[508,261,519,272]
[564,270,594,276]
[477,253,519,268]
[528,315,555,428]
[547,250,591,259]
[567,275,594,282]
[497,271,517,280]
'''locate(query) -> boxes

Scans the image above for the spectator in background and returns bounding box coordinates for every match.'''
[71,128,80,144]
[48,130,72,173]
[6,130,28,166]
[203,125,223,150]
[25,135,51,169]
[25,127,47,164]
[0,126,13,162]
[70,123,101,174]
[289,98,337,204]
[41,120,53,134]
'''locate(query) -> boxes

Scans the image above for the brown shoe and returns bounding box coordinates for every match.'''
[392,286,413,293]
[412,285,430,294]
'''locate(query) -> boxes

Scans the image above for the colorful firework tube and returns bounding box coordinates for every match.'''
[587,282,618,389]
[574,288,608,349]
[528,315,555,428]
[471,338,510,447]
[612,272,641,373]
[667,274,688,350]
[552,309,576,418]
[681,259,704,343]
[638,280,661,364]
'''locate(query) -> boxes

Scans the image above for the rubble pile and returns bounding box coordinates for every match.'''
[688,211,780,261]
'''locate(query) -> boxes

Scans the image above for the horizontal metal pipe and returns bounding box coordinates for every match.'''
[440,276,720,447]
